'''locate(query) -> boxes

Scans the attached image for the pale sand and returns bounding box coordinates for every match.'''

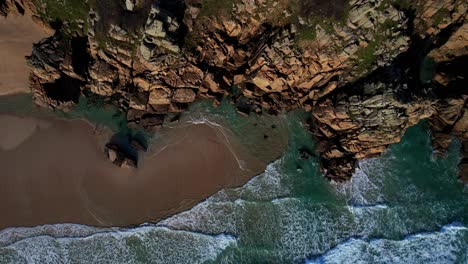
[0,115,269,229]
[0,115,50,150]
[0,14,51,95]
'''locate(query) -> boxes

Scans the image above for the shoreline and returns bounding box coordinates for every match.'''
[156,118,257,173]
[0,112,278,230]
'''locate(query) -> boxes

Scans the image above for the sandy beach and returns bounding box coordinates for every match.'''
[0,11,287,230]
[0,114,270,229]
[0,13,50,95]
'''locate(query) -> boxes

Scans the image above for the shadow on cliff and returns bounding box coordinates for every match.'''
[94,0,153,35]
[40,32,90,104]
[298,0,349,20]
[318,6,467,104]
[0,0,6,15]
[43,74,81,104]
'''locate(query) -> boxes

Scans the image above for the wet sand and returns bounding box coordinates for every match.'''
[0,115,269,229]
[0,13,50,95]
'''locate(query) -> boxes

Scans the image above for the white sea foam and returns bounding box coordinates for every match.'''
[334,158,388,206]
[270,198,356,261]
[306,224,468,264]
[159,160,290,234]
[187,116,223,128]
[239,159,291,200]
[158,198,245,235]
[0,224,114,247]
[1,226,237,264]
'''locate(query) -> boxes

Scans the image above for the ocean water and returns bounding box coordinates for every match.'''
[0,97,466,263]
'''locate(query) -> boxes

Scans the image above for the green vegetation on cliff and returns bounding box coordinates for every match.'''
[198,0,351,43]
[33,0,90,33]
[199,0,238,17]
[354,18,400,74]
[33,0,147,54]
[291,0,350,41]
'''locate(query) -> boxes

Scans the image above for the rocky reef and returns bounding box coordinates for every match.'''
[2,0,466,182]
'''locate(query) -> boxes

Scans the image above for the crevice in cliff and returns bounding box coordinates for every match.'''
[92,0,153,48]
[316,6,466,106]
[157,0,188,48]
[71,37,90,77]
[390,5,467,100]
[13,0,23,14]
[0,0,7,16]
[42,74,82,104]
[433,55,468,98]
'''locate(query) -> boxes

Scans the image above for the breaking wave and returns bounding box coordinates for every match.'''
[307,223,468,264]
[0,225,236,264]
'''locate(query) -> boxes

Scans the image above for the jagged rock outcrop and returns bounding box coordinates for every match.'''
[310,0,467,181]
[413,0,467,37]
[312,81,437,181]
[105,143,138,169]
[12,0,468,180]
[427,14,468,183]
[428,97,467,183]
[28,0,411,114]
[184,0,410,113]
[1,0,51,31]
[1,0,31,16]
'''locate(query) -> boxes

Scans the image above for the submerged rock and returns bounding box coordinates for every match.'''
[299,147,315,160]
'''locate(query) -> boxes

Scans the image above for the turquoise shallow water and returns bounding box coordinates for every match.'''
[0,96,466,263]
[0,94,127,132]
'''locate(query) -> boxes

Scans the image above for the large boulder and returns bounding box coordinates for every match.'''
[105,144,137,169]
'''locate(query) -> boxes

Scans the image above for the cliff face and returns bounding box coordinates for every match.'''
[428,21,468,184]
[3,0,467,181]
[311,0,467,181]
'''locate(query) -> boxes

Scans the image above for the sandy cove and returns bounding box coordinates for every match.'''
[0,114,279,229]
[0,11,288,230]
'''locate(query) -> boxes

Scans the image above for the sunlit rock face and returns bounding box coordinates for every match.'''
[4,0,466,180]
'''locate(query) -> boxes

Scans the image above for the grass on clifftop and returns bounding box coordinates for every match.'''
[198,0,350,25]
[35,0,151,54]
[33,0,90,33]
[198,0,238,17]
[197,0,350,43]
[292,0,350,43]
[353,19,399,75]
[354,40,379,74]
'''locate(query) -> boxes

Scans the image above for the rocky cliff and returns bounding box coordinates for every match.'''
[2,0,467,182]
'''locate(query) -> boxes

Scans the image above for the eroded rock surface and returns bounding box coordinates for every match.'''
[3,0,466,181]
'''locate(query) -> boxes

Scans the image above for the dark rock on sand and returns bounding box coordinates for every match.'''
[131,139,148,152]
[105,143,137,169]
[127,109,165,132]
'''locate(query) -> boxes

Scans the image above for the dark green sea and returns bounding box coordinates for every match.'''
[0,95,466,263]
